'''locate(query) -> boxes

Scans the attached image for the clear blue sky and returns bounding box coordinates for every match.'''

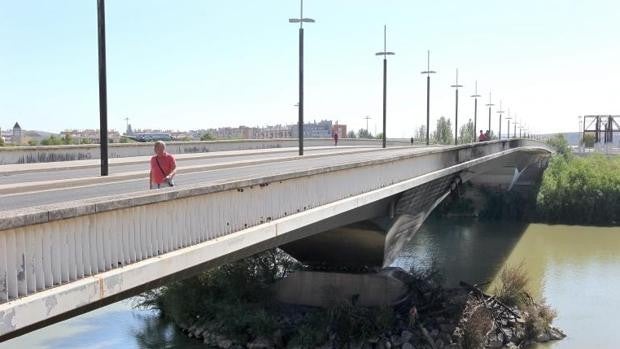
[1,0,618,136]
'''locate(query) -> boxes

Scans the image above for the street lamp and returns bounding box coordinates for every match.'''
[421,50,436,146]
[513,116,518,139]
[471,81,481,143]
[363,115,372,134]
[496,101,504,139]
[505,109,512,139]
[375,25,395,148]
[97,0,109,176]
[289,0,315,156]
[450,69,463,145]
[486,91,494,138]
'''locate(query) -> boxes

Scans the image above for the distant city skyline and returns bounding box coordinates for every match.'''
[1,1,619,136]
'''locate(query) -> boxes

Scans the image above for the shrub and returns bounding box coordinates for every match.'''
[493,263,529,307]
[462,303,493,349]
[524,301,557,339]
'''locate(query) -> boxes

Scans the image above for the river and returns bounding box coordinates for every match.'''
[2,219,619,348]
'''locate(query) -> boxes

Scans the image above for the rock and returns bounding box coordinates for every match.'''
[402,343,415,349]
[247,336,274,349]
[430,329,439,338]
[506,343,518,349]
[401,330,414,343]
[536,332,551,342]
[435,338,445,348]
[502,328,513,341]
[436,316,446,323]
[391,334,403,346]
[362,343,373,349]
[217,338,233,349]
[486,334,503,348]
[549,327,567,340]
[367,337,380,344]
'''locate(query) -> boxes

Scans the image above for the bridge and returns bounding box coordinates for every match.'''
[0,140,552,340]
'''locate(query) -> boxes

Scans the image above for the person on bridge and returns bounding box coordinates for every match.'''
[478,130,486,142]
[484,130,491,141]
[150,141,177,189]
[333,132,339,146]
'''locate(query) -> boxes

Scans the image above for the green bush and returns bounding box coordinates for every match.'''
[536,154,620,225]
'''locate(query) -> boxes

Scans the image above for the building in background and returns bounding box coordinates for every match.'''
[12,122,22,145]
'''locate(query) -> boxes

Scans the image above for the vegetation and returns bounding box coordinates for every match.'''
[582,133,595,148]
[200,132,215,141]
[536,153,620,225]
[346,130,356,138]
[27,140,38,146]
[493,263,529,307]
[357,128,373,139]
[40,135,63,145]
[0,137,5,146]
[458,119,475,144]
[414,125,426,142]
[461,304,493,349]
[433,116,453,145]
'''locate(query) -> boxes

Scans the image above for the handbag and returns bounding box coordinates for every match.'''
[155,157,174,187]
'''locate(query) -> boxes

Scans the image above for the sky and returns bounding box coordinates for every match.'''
[1,0,619,137]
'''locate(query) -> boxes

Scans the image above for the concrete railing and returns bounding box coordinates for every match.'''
[0,138,412,165]
[0,140,552,338]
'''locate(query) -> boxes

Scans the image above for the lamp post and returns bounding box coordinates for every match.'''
[450,69,463,145]
[421,50,436,146]
[486,91,494,138]
[513,116,518,139]
[97,0,109,176]
[496,101,504,139]
[289,0,315,156]
[505,109,512,139]
[471,81,481,143]
[375,25,395,148]
[363,115,372,134]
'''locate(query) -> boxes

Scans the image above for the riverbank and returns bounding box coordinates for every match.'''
[138,249,564,348]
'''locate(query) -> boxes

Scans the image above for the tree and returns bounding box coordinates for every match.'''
[582,133,595,148]
[347,130,356,138]
[41,135,63,146]
[546,134,572,159]
[357,128,373,139]
[0,137,4,146]
[28,140,38,146]
[201,133,215,141]
[62,133,73,145]
[458,119,475,144]
[414,125,426,142]
[433,116,453,145]
[375,132,384,140]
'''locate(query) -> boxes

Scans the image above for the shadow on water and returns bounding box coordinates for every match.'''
[392,217,530,288]
[132,313,205,349]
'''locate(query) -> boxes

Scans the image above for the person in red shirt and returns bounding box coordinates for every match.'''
[478,130,486,142]
[150,141,177,189]
[333,132,339,146]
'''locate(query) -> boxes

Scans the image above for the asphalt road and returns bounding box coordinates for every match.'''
[0,146,437,212]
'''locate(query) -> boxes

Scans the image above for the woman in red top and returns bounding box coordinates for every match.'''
[150,141,177,189]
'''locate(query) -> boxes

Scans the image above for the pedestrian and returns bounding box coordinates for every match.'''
[150,140,177,189]
[478,130,485,142]
[484,130,491,141]
[333,132,339,146]
[410,137,414,145]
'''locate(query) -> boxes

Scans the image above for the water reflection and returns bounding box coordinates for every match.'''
[392,218,528,288]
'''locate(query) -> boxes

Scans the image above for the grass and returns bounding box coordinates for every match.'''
[493,263,530,307]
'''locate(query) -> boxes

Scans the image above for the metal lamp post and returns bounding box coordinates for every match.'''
[471,81,481,143]
[375,25,395,148]
[486,91,494,138]
[496,101,504,139]
[450,69,463,145]
[97,0,109,176]
[505,110,512,139]
[421,50,436,146]
[289,0,315,156]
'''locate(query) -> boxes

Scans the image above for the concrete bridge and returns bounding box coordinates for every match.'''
[0,140,552,340]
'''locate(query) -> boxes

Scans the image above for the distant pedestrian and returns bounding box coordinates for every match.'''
[410,137,414,145]
[484,130,491,141]
[333,132,339,146]
[478,130,485,142]
[150,141,177,189]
